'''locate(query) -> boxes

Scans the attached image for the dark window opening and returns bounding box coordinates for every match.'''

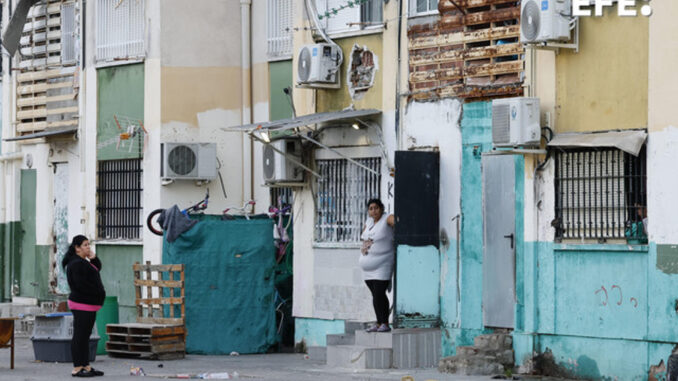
[97,159,143,240]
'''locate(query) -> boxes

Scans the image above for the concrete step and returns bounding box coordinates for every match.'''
[473,333,512,351]
[439,353,505,376]
[344,320,370,334]
[354,330,393,348]
[326,333,355,346]
[456,345,479,356]
[326,345,392,369]
[307,346,327,362]
[391,328,440,369]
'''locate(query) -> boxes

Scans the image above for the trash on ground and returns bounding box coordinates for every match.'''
[229,351,239,356]
[130,366,146,376]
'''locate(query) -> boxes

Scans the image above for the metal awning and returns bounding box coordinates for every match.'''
[4,126,78,142]
[222,109,381,132]
[547,130,647,156]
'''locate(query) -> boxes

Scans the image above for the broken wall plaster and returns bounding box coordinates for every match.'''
[347,44,378,101]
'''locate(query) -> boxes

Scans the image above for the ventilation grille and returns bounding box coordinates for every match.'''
[521,0,541,42]
[492,104,511,144]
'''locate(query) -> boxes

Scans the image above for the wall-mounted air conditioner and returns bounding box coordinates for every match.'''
[263,140,303,183]
[161,143,217,180]
[297,43,341,88]
[492,97,541,147]
[521,0,572,43]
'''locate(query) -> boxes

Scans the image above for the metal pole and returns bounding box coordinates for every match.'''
[298,133,379,176]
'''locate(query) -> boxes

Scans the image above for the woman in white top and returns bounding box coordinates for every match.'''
[359,198,395,332]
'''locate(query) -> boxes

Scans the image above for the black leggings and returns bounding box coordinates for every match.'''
[71,309,97,367]
[365,280,390,325]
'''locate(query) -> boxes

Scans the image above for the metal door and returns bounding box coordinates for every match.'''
[482,155,516,328]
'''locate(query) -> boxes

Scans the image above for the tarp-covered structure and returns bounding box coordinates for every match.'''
[162,216,277,354]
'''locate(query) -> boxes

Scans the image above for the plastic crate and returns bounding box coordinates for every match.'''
[32,314,99,340]
[31,338,99,362]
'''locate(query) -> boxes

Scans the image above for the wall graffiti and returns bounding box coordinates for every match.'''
[595,284,638,308]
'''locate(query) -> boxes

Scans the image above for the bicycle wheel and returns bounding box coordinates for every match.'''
[146,209,165,236]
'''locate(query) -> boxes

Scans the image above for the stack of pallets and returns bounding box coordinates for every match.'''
[105,262,186,360]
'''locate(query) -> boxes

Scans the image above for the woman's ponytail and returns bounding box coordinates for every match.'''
[61,235,88,269]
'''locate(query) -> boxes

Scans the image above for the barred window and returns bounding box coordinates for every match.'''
[97,159,143,240]
[315,158,381,245]
[267,0,293,59]
[96,0,145,63]
[271,187,293,208]
[554,148,646,242]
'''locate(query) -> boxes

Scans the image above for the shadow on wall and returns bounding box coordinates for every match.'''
[531,349,602,380]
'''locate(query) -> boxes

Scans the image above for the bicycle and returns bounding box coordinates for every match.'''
[221,200,256,220]
[146,190,209,236]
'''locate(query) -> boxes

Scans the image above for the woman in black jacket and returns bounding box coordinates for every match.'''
[62,235,106,377]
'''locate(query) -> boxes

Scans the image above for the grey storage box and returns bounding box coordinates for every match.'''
[31,313,99,362]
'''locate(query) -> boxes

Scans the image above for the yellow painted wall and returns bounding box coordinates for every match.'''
[316,34,384,113]
[556,6,648,133]
[160,64,269,126]
[648,1,678,133]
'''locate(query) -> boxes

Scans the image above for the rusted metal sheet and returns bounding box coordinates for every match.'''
[464,61,523,77]
[439,0,519,13]
[410,25,520,49]
[465,8,520,26]
[409,68,463,83]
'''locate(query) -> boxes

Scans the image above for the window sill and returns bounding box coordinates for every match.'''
[95,240,143,246]
[326,26,384,40]
[95,58,145,69]
[267,55,293,62]
[554,243,648,253]
[313,242,362,249]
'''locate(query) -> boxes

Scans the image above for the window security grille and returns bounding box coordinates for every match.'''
[271,187,293,208]
[267,0,293,59]
[315,157,381,244]
[96,0,145,62]
[554,148,646,241]
[61,2,77,64]
[97,159,143,240]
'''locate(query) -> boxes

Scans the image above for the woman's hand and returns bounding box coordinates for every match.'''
[387,214,395,227]
[87,251,96,260]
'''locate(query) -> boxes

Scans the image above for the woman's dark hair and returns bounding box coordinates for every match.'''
[366,198,385,211]
[61,235,89,269]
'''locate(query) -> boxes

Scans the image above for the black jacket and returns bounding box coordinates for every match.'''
[65,255,106,306]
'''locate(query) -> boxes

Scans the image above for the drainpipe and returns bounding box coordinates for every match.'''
[241,0,254,203]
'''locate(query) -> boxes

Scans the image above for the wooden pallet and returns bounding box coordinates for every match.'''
[106,262,186,360]
[408,0,524,101]
[105,323,185,360]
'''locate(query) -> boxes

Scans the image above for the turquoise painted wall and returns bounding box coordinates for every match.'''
[294,317,345,347]
[396,245,440,327]
[96,244,143,323]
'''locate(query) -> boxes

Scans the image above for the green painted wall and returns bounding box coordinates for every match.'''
[96,244,143,323]
[97,63,145,161]
[19,169,36,299]
[269,60,293,122]
[0,222,22,301]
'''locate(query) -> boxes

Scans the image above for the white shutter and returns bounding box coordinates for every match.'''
[61,2,77,64]
[96,0,145,62]
[267,0,293,59]
[325,0,360,34]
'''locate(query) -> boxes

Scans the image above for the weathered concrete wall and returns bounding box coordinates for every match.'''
[97,244,143,323]
[294,317,345,347]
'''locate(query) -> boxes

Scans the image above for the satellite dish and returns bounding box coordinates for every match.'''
[297,46,312,83]
[521,0,541,42]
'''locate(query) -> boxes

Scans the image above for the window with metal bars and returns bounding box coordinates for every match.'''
[96,0,145,63]
[315,157,381,245]
[271,187,293,208]
[97,159,143,240]
[553,147,646,242]
[267,0,293,59]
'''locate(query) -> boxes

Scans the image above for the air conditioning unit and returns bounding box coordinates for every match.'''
[520,0,572,43]
[297,43,341,87]
[263,140,303,183]
[492,97,541,147]
[161,143,217,180]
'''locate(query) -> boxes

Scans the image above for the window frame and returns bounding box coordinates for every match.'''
[553,146,647,243]
[316,0,384,37]
[409,0,439,17]
[314,156,381,248]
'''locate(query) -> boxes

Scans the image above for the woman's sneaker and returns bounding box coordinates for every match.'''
[377,324,391,332]
[365,324,379,333]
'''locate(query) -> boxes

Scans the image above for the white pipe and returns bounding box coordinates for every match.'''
[241,0,253,202]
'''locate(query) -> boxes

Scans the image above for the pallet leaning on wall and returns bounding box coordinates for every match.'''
[16,0,79,137]
[408,0,524,101]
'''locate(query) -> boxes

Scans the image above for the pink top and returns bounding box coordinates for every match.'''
[68,299,101,312]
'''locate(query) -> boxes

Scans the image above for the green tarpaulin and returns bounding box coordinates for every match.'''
[162,217,277,354]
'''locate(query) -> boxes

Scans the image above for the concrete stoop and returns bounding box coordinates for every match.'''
[438,332,514,376]
[323,321,440,369]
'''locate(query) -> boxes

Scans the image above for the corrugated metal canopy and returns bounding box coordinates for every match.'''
[222,109,381,132]
[548,130,647,156]
[4,126,78,141]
